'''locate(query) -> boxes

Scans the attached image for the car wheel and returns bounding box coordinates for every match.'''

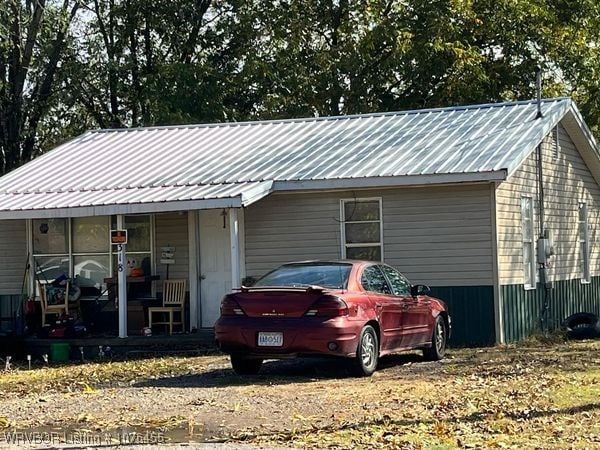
[351,325,379,377]
[230,354,263,375]
[423,316,447,361]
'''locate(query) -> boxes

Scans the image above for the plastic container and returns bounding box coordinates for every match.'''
[49,342,70,362]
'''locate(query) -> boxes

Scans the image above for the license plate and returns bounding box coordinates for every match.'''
[258,332,283,347]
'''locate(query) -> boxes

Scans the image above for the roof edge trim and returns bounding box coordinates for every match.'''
[272,171,508,192]
[561,106,600,186]
[88,98,572,134]
[0,197,243,219]
[240,180,274,206]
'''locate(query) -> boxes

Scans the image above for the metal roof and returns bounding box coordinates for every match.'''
[0,97,595,218]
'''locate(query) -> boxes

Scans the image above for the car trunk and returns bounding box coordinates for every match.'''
[231,288,327,318]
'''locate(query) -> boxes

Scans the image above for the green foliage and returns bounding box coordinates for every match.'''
[0,0,81,173]
[2,0,600,174]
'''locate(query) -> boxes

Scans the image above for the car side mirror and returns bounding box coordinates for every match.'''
[411,284,430,296]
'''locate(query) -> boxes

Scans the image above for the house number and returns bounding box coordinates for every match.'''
[117,244,124,272]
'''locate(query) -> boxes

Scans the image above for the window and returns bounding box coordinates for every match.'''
[579,202,590,283]
[111,215,152,276]
[255,262,352,289]
[33,219,70,283]
[73,217,110,292]
[552,126,560,160]
[31,215,153,296]
[111,215,153,297]
[361,266,391,294]
[521,197,536,289]
[341,198,383,261]
[380,265,411,296]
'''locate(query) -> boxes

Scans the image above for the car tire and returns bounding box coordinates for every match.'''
[562,312,600,339]
[351,325,379,377]
[230,354,263,375]
[423,316,447,361]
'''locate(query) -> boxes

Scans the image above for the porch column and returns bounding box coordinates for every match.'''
[117,215,128,338]
[188,211,200,330]
[229,208,241,289]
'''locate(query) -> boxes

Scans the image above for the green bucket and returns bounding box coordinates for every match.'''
[49,343,70,362]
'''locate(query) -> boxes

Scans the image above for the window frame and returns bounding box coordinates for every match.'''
[71,216,111,292]
[31,214,154,297]
[579,202,591,284]
[520,196,537,290]
[552,126,560,160]
[340,197,384,262]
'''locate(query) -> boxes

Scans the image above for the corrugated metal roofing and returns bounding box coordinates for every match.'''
[0,97,592,218]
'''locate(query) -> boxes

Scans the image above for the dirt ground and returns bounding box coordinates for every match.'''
[1,339,599,449]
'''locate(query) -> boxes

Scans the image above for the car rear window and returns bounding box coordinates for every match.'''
[255,263,352,289]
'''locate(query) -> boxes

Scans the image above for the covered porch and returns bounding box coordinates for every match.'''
[15,206,250,340]
[0,141,276,339]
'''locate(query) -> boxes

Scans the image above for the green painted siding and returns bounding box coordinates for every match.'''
[502,277,600,342]
[428,286,495,347]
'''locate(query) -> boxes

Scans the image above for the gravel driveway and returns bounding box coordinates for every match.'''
[2,341,599,449]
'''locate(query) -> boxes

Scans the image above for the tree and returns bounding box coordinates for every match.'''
[228,0,600,134]
[2,0,600,175]
[0,0,82,174]
[62,0,260,128]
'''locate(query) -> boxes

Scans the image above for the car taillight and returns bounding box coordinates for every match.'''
[305,296,348,317]
[220,297,245,316]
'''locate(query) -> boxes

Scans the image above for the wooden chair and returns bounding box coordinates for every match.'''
[38,280,70,327]
[148,279,187,334]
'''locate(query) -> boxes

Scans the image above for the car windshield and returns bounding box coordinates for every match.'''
[254,263,352,289]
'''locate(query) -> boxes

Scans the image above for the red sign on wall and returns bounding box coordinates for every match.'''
[110,229,128,245]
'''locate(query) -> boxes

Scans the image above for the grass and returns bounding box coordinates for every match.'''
[0,340,599,449]
[0,355,224,396]
[551,368,600,408]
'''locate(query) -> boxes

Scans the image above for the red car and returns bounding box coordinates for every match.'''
[214,260,450,376]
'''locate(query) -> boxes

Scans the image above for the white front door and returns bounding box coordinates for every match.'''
[199,210,232,327]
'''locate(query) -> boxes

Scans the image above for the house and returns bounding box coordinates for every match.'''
[0,97,598,346]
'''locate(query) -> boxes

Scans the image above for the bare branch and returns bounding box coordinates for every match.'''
[18,0,47,97]
[23,0,80,161]
[179,0,212,64]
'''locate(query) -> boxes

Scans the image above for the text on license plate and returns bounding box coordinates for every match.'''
[258,332,283,347]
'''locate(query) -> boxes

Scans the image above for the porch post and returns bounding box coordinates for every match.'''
[188,210,200,330]
[229,208,241,289]
[117,215,128,338]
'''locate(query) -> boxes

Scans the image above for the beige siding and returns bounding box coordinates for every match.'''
[154,213,189,289]
[244,193,342,275]
[496,123,600,285]
[245,185,494,286]
[0,220,27,294]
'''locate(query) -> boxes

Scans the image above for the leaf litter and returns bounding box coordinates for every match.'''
[0,340,598,448]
